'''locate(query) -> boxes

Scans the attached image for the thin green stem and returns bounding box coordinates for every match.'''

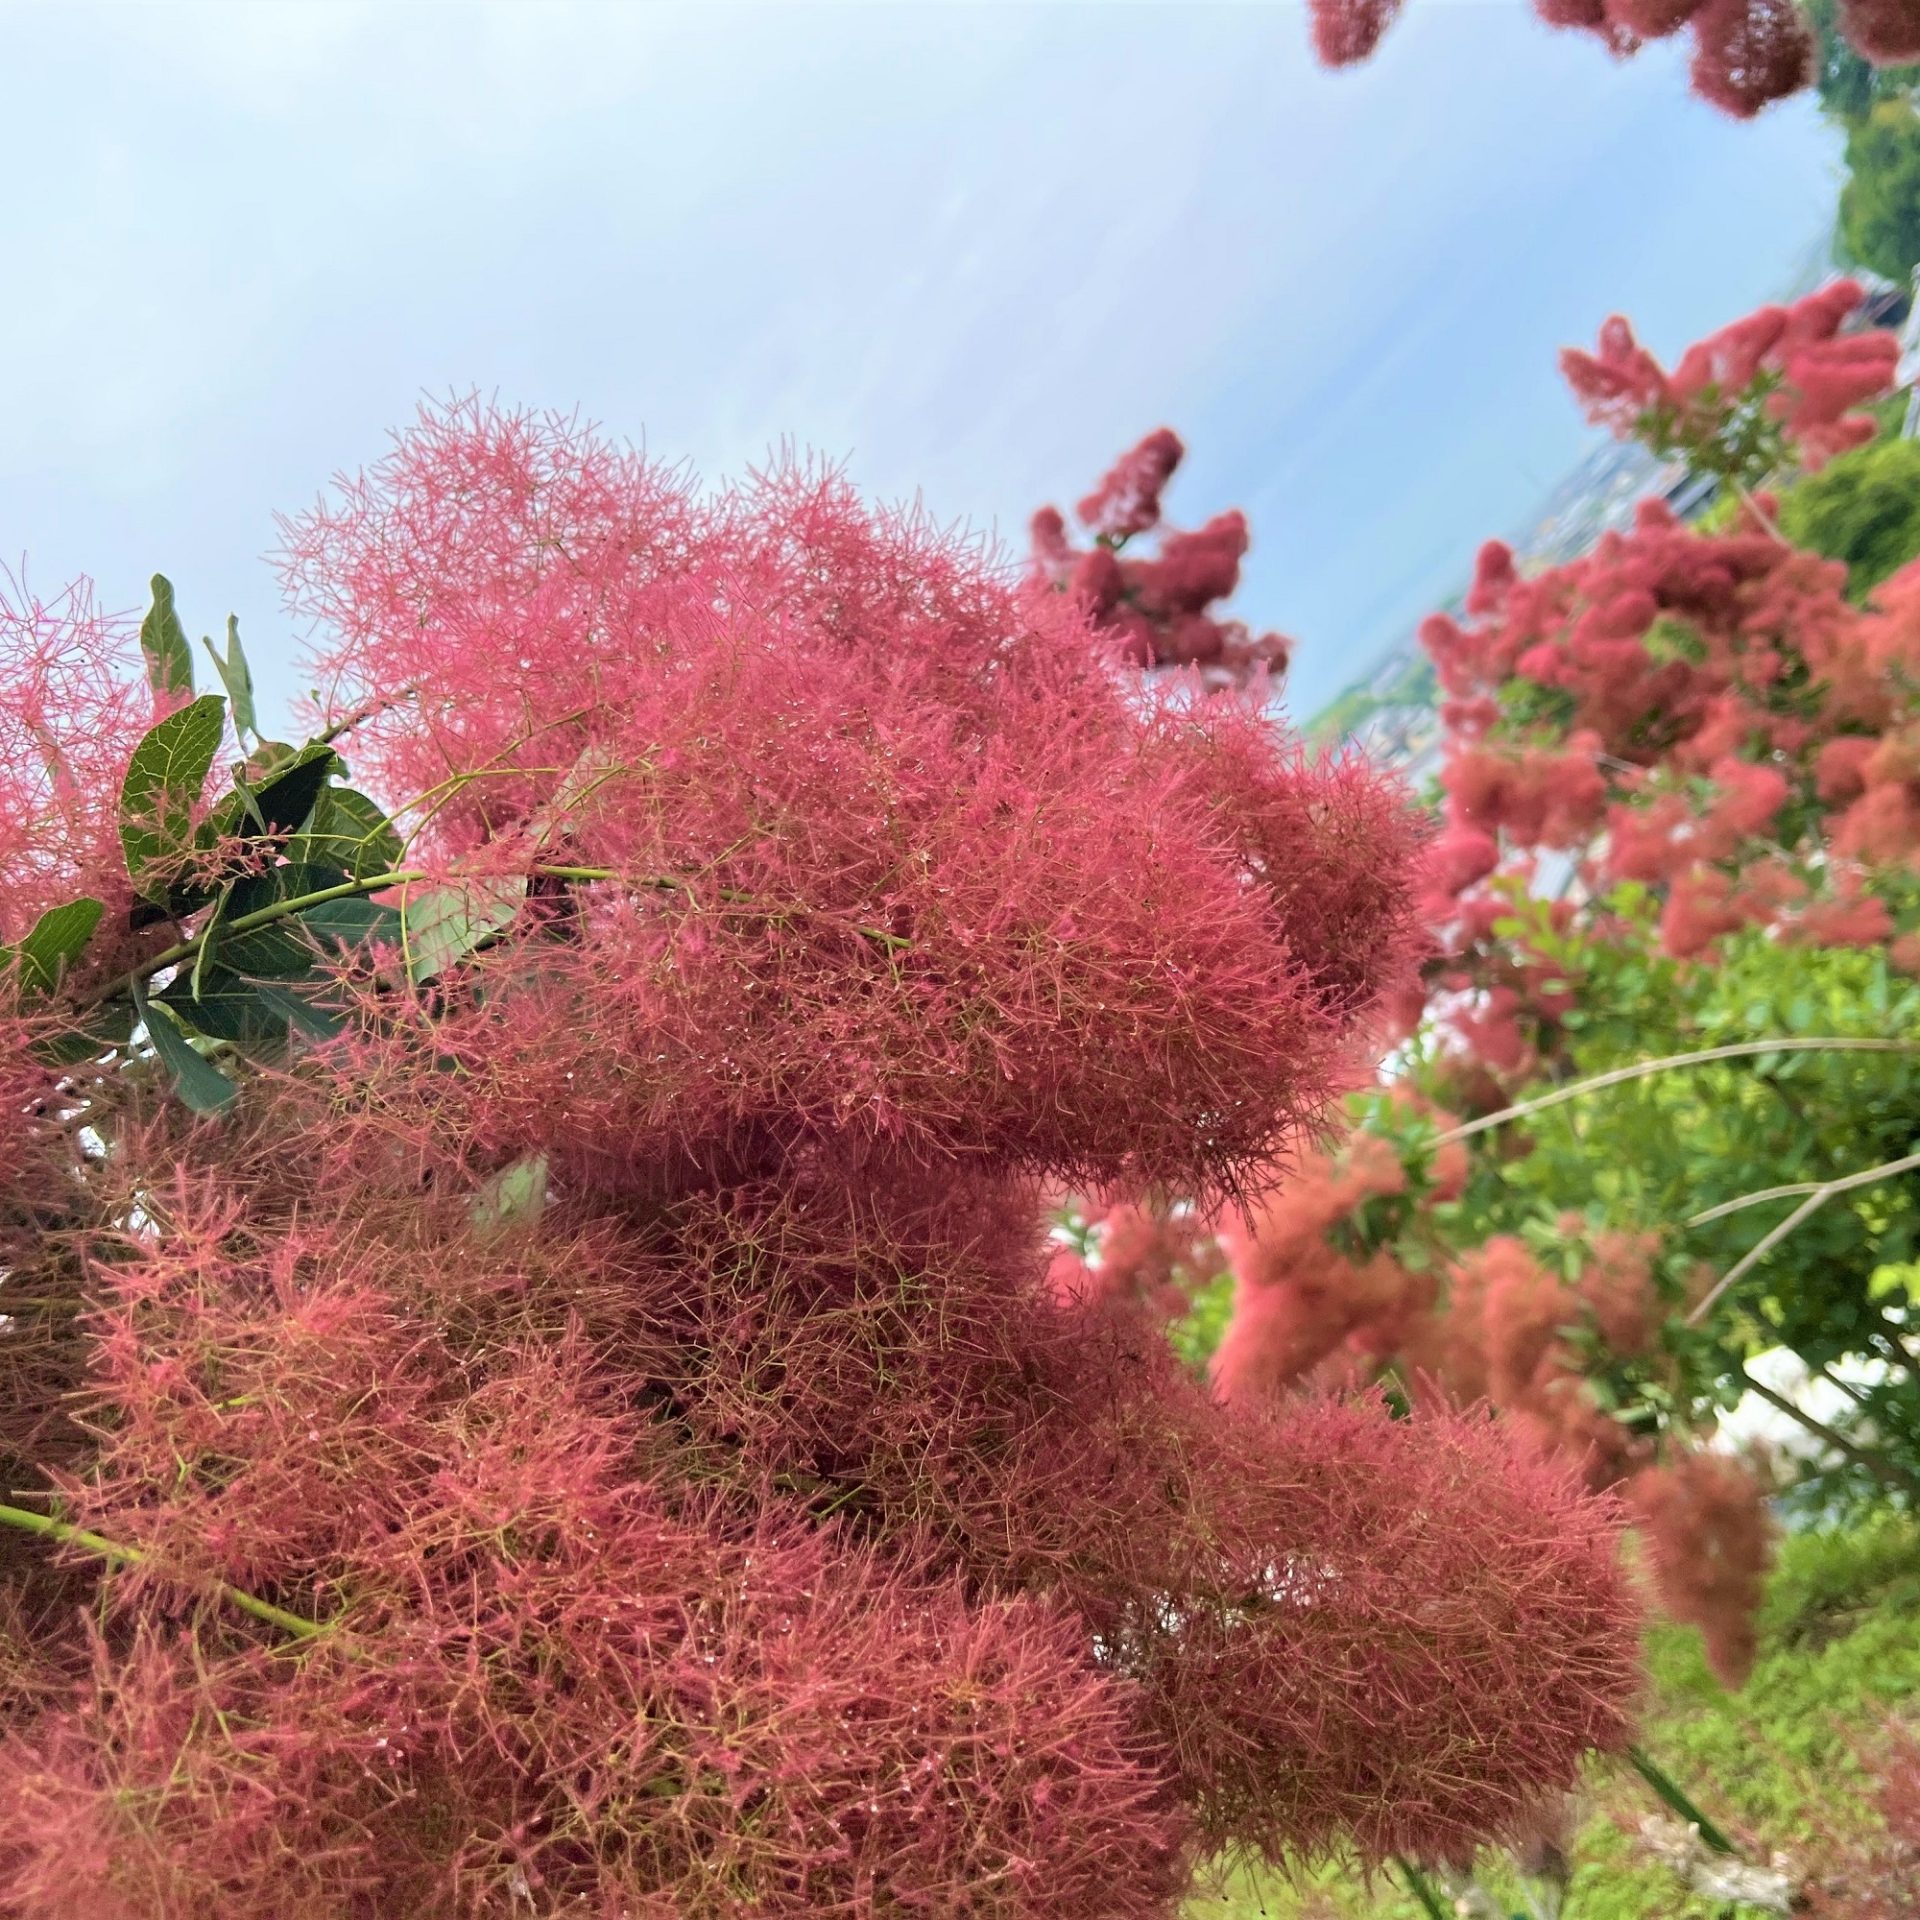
[77,866,431,1011]
[1687,1150,1920,1326]
[1435,1039,1920,1148]
[80,856,911,1016]
[0,1501,320,1640]
[1626,1745,1736,1855]
[1393,1857,1450,1920]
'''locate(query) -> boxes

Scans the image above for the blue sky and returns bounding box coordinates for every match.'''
[0,1,1844,724]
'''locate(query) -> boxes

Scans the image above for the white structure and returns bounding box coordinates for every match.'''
[1902,264,1920,439]
[1715,1345,1894,1471]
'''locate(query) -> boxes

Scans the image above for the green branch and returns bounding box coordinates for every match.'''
[1687,1148,1920,1326]
[78,865,431,1011]
[1393,1857,1449,1920]
[0,1501,321,1640]
[1436,1038,1920,1147]
[80,858,910,1016]
[1728,1365,1920,1497]
[1626,1745,1736,1856]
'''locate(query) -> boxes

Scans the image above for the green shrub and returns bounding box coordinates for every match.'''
[1779,433,1920,601]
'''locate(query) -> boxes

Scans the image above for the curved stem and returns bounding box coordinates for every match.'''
[0,1501,321,1639]
[1687,1150,1920,1326]
[1688,1180,1825,1228]
[1394,1857,1449,1920]
[1729,1366,1920,1497]
[78,858,910,1018]
[1627,1745,1736,1855]
[1435,1039,1920,1148]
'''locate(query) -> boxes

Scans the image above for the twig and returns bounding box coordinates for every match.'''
[315,686,417,747]
[1687,1151,1920,1326]
[1814,1360,1875,1410]
[0,1500,321,1639]
[1869,1310,1920,1392]
[1731,1365,1920,1496]
[1435,1039,1920,1148]
[1688,1180,1825,1227]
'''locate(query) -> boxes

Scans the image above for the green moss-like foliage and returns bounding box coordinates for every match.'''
[1779,435,1920,603]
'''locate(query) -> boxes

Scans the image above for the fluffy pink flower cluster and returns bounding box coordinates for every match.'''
[0,404,1642,1915]
[1309,0,1901,119]
[1030,430,1293,687]
[1561,282,1900,476]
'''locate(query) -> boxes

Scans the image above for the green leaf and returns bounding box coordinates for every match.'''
[13,897,105,998]
[200,615,256,739]
[296,894,402,952]
[402,878,525,984]
[247,745,338,838]
[220,864,354,976]
[138,993,238,1114]
[138,574,194,700]
[161,965,290,1047]
[208,743,339,848]
[229,862,351,907]
[290,785,403,880]
[119,694,227,899]
[250,978,346,1041]
[31,998,136,1067]
[471,1153,548,1238]
[179,861,399,970]
[161,961,346,1049]
[190,884,231,1000]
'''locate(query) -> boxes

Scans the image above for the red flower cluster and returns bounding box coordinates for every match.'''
[1214,1139,1775,1680]
[1188,289,1909,1712]
[1031,431,1293,687]
[1562,283,1899,479]
[1219,1174,1662,1496]
[1049,1193,1219,1322]
[1837,0,1920,63]
[1307,0,1856,118]
[1213,1126,1422,1401]
[289,412,1424,1195]
[1626,1450,1775,1687]
[1415,1233,1660,1496]
[0,403,1643,1912]
[0,572,160,944]
[1308,0,1404,62]
[1421,480,1915,993]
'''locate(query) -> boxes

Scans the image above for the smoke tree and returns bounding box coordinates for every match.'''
[1307,0,1920,120]
[0,410,1642,1917]
[1059,285,1920,1709]
[1028,429,1293,689]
